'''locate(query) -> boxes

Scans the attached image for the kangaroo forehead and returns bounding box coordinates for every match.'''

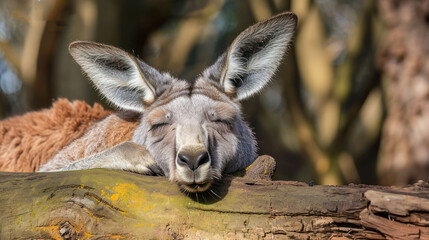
[150,81,233,108]
[147,93,237,120]
[162,93,232,111]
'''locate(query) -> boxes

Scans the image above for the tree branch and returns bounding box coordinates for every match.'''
[1,169,428,239]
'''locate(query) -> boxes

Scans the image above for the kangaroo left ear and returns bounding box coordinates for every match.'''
[69,41,172,112]
[205,12,297,100]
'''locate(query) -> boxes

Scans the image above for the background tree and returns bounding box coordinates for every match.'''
[377,0,429,185]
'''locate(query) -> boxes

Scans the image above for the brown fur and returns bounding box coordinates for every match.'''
[0,99,111,172]
[102,113,140,150]
[35,111,141,172]
[66,113,140,161]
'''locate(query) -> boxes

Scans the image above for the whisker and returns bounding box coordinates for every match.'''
[207,190,215,199]
[210,189,221,199]
[201,192,208,202]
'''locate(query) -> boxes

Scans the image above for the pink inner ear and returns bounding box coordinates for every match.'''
[214,102,237,120]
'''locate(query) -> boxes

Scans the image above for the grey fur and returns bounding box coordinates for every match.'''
[40,12,297,193]
[61,142,161,176]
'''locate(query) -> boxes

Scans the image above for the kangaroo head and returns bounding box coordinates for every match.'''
[69,12,297,192]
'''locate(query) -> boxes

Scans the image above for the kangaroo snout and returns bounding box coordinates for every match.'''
[177,145,210,170]
[175,144,212,192]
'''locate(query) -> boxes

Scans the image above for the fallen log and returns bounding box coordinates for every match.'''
[0,167,428,239]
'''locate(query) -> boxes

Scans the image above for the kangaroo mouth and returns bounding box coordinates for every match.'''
[180,181,211,193]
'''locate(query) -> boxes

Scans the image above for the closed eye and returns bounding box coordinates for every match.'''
[149,122,170,131]
[207,110,234,127]
[212,119,232,126]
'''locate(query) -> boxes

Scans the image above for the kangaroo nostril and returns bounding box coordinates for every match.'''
[195,152,210,168]
[177,153,191,168]
[177,151,210,170]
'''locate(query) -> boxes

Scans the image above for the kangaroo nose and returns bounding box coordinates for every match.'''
[177,151,210,170]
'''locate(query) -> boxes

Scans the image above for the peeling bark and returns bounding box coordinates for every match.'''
[0,169,428,239]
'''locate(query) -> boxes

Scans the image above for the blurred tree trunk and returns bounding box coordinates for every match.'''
[1,170,429,239]
[378,0,429,185]
[20,0,71,109]
[288,0,380,185]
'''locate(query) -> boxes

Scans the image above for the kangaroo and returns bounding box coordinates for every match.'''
[0,12,297,192]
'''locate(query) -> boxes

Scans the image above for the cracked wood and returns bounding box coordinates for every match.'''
[0,170,428,239]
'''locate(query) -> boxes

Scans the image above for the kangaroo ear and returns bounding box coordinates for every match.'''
[69,41,171,112]
[205,12,297,100]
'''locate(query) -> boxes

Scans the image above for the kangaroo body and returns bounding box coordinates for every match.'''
[0,13,297,192]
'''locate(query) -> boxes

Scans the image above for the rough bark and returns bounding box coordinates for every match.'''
[0,169,428,239]
[378,0,429,185]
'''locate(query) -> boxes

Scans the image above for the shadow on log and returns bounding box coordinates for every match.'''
[0,168,429,239]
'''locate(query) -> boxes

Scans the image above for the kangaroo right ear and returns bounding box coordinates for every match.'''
[69,41,171,112]
[204,12,297,100]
